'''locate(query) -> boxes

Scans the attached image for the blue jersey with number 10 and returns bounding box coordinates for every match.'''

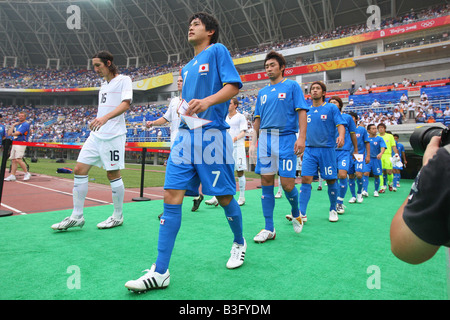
[254,78,309,135]
[181,43,242,131]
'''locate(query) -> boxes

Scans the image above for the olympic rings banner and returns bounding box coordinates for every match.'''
[240,58,356,82]
[233,15,450,66]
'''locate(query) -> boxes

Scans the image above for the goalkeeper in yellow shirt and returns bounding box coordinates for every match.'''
[377,123,399,192]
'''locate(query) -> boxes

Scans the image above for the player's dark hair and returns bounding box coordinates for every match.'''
[367,124,375,131]
[329,96,343,110]
[377,123,386,129]
[189,12,220,44]
[264,51,286,76]
[92,51,118,76]
[310,81,327,102]
[349,111,358,120]
[393,133,399,138]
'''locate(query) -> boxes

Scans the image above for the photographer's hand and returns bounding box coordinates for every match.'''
[422,136,441,166]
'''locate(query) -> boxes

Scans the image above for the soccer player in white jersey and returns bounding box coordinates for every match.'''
[51,51,132,231]
[147,76,204,213]
[206,97,248,206]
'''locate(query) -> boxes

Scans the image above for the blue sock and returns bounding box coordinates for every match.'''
[261,185,275,232]
[284,187,299,218]
[357,177,363,194]
[155,203,182,274]
[328,181,338,211]
[374,177,380,191]
[348,178,356,197]
[222,198,244,244]
[383,174,387,187]
[363,176,369,191]
[338,178,348,204]
[299,183,312,216]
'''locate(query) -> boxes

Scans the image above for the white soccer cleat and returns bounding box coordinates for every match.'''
[205,196,219,207]
[23,172,31,181]
[356,194,364,203]
[286,212,307,223]
[336,203,345,214]
[51,216,85,231]
[275,190,283,199]
[226,239,247,269]
[97,216,123,229]
[253,229,276,243]
[373,191,379,197]
[362,190,369,197]
[329,210,339,222]
[237,198,245,206]
[125,264,170,293]
[292,215,304,233]
[348,197,356,203]
[4,175,16,181]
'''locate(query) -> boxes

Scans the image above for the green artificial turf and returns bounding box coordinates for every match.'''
[0,181,447,300]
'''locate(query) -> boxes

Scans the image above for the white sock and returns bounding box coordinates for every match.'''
[110,177,124,219]
[277,176,282,193]
[71,175,89,219]
[238,175,246,198]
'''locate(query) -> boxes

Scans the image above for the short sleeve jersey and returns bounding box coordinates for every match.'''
[306,102,346,148]
[379,133,396,157]
[254,78,309,135]
[181,43,243,131]
[336,113,356,151]
[13,121,30,142]
[367,135,386,158]
[354,126,369,155]
[92,74,133,140]
[403,146,450,246]
[226,112,247,147]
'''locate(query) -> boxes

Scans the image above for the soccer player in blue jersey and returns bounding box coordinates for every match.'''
[347,112,370,204]
[362,124,386,197]
[328,96,358,215]
[250,51,309,243]
[125,12,245,292]
[298,82,346,222]
[392,133,406,190]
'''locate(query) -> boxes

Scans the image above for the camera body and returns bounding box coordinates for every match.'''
[410,125,450,156]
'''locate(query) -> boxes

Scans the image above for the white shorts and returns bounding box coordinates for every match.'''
[77,134,126,171]
[233,144,247,171]
[10,145,27,159]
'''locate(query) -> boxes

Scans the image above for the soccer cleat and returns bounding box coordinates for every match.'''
[205,196,219,207]
[292,215,304,233]
[392,187,397,192]
[379,187,386,194]
[4,175,16,181]
[226,239,247,269]
[348,197,357,203]
[191,194,204,212]
[336,203,345,214]
[329,210,339,222]
[275,190,283,199]
[253,229,276,243]
[388,185,393,192]
[362,190,369,197]
[356,194,364,203]
[374,191,379,197]
[51,216,85,231]
[97,216,123,229]
[286,212,307,223]
[23,172,31,181]
[237,198,245,206]
[125,264,170,293]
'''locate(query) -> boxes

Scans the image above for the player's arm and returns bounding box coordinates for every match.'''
[186,83,240,116]
[336,124,345,148]
[350,132,358,155]
[147,117,168,128]
[294,109,307,155]
[90,99,131,131]
[249,117,260,160]
[365,141,370,163]
[377,147,386,160]
[233,130,247,143]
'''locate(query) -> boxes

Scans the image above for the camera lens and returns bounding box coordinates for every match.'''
[410,126,443,156]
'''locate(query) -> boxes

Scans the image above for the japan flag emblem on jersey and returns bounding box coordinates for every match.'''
[321,114,327,120]
[199,63,209,73]
[278,93,286,99]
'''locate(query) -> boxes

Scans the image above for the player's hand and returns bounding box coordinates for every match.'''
[146,121,154,128]
[89,116,107,131]
[187,98,210,116]
[294,139,305,156]
[376,153,382,160]
[365,155,370,164]
[336,136,344,149]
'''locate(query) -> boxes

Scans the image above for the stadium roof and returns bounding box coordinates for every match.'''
[0,0,446,69]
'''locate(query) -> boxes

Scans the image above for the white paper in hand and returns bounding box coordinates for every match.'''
[177,99,212,130]
[354,154,364,162]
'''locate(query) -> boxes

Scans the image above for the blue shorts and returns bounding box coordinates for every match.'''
[336,149,351,172]
[164,128,236,196]
[363,158,382,176]
[255,132,297,178]
[348,154,365,175]
[301,147,337,180]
